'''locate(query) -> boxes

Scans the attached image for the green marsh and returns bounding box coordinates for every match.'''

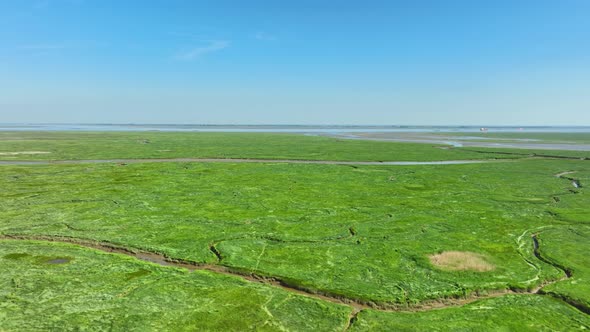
[0,132,588,331]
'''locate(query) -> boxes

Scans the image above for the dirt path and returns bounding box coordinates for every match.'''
[0,233,584,317]
[554,170,583,189]
[554,171,578,178]
[0,158,502,166]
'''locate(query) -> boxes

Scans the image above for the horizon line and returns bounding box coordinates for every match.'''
[2,123,590,128]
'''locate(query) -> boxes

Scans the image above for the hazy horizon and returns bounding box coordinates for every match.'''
[3,123,590,131]
[3,123,590,127]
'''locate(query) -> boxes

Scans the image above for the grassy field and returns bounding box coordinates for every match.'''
[0,240,351,331]
[537,226,590,310]
[0,131,534,161]
[458,146,590,160]
[351,295,590,331]
[0,131,589,331]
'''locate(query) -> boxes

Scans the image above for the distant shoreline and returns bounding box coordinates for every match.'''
[1,124,590,133]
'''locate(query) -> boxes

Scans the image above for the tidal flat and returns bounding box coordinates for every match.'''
[0,132,589,331]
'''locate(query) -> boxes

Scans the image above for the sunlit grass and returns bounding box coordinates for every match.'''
[0,132,588,330]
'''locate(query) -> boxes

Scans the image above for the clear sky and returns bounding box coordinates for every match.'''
[1,0,589,125]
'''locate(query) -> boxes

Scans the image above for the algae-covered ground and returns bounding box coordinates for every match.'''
[0,132,589,331]
[0,131,535,161]
[0,240,351,331]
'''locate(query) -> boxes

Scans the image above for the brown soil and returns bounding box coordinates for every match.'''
[429,251,495,272]
[0,234,582,317]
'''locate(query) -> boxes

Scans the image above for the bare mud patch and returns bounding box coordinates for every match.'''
[0,151,51,156]
[429,251,495,272]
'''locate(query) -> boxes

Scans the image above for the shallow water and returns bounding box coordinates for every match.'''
[45,258,71,264]
[323,133,590,151]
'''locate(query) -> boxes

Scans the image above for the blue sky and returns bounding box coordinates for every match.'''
[1,0,589,125]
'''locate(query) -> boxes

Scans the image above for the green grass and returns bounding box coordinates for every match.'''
[0,132,589,330]
[0,159,587,303]
[350,295,590,331]
[537,226,590,309]
[458,146,589,160]
[0,131,523,161]
[0,240,351,331]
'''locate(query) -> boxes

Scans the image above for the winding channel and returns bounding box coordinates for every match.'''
[1,168,587,329]
[0,233,586,317]
[0,158,502,166]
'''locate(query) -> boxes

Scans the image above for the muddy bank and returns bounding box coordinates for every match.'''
[554,170,583,188]
[324,133,590,152]
[1,233,585,316]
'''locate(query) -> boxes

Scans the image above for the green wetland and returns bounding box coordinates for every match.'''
[0,131,589,331]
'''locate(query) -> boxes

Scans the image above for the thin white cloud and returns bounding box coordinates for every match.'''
[254,32,276,41]
[175,40,230,60]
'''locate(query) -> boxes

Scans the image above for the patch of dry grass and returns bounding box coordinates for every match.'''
[429,251,495,272]
[0,151,50,155]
